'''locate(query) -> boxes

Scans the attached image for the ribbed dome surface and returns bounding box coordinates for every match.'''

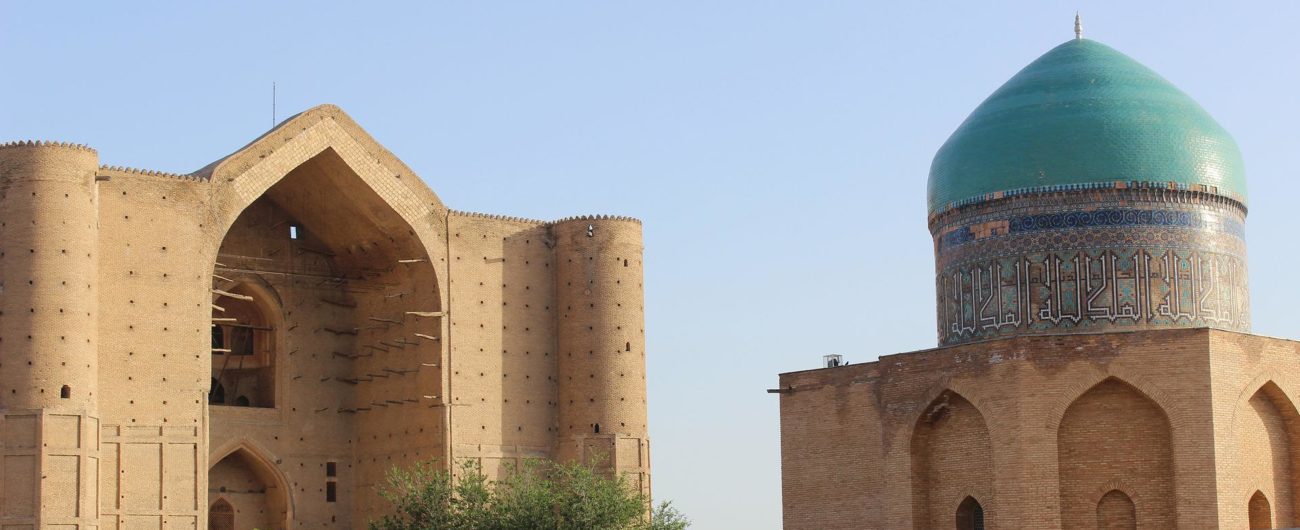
[928,39,1246,215]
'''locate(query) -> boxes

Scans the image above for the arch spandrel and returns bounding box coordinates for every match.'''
[1044,369,1183,432]
[201,105,449,274]
[903,379,996,440]
[1229,374,1300,431]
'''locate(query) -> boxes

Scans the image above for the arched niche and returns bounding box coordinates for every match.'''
[1249,490,1272,530]
[210,282,280,408]
[956,496,985,530]
[1239,381,1300,526]
[1058,378,1174,529]
[1096,489,1135,530]
[208,146,445,520]
[910,390,993,529]
[209,497,235,530]
[209,447,290,530]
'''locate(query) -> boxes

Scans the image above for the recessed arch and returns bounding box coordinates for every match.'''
[910,389,993,529]
[1237,381,1300,526]
[1058,377,1174,528]
[1045,369,1181,432]
[205,131,447,522]
[209,497,235,530]
[203,106,447,263]
[1096,489,1136,530]
[210,282,282,408]
[1250,490,1273,529]
[956,496,985,530]
[208,441,292,530]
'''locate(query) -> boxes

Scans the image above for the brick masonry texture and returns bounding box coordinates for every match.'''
[778,328,1300,529]
[0,105,649,530]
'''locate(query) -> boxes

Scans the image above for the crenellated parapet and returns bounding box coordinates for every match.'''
[449,209,547,225]
[99,164,206,182]
[551,213,643,225]
[0,139,97,153]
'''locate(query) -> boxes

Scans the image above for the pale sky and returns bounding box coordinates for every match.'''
[3,2,1299,528]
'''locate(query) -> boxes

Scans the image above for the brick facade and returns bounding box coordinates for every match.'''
[778,329,1300,528]
[0,104,650,530]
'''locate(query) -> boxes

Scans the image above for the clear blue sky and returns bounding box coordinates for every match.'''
[3,2,1298,528]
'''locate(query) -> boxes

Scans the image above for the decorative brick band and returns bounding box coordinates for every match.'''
[929,179,1247,218]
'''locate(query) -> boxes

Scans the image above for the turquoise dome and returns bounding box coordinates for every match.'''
[928,39,1246,215]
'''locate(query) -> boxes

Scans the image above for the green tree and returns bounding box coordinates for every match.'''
[369,458,689,530]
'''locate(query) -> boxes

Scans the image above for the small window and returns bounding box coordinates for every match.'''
[209,379,226,404]
[957,496,985,530]
[594,423,601,434]
[211,325,224,350]
[60,385,71,399]
[228,327,254,356]
[326,482,337,502]
[289,224,300,240]
[326,461,337,477]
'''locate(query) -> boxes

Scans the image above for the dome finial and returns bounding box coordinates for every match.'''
[1074,12,1083,39]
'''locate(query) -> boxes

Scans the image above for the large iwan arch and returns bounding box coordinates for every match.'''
[1058,377,1174,528]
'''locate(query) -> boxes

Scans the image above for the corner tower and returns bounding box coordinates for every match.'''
[0,141,101,527]
[927,36,1249,346]
[552,216,650,492]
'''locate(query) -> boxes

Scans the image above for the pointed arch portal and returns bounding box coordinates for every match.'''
[206,123,448,522]
[208,447,290,530]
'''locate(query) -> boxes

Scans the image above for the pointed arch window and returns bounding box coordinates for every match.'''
[956,496,985,530]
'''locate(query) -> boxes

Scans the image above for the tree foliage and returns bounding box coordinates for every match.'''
[370,458,689,530]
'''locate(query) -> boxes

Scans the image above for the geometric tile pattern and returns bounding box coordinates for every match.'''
[932,190,1249,345]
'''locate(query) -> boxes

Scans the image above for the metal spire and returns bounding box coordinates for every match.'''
[1074,12,1083,40]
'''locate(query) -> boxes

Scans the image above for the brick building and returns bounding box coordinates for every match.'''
[776,29,1300,529]
[0,104,650,529]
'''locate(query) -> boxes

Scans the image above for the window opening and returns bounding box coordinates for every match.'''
[957,496,985,530]
[228,327,254,356]
[60,385,70,399]
[209,379,226,405]
[326,461,337,477]
[326,482,337,503]
[289,224,300,240]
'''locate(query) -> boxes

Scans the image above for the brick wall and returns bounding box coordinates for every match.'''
[777,328,1300,529]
